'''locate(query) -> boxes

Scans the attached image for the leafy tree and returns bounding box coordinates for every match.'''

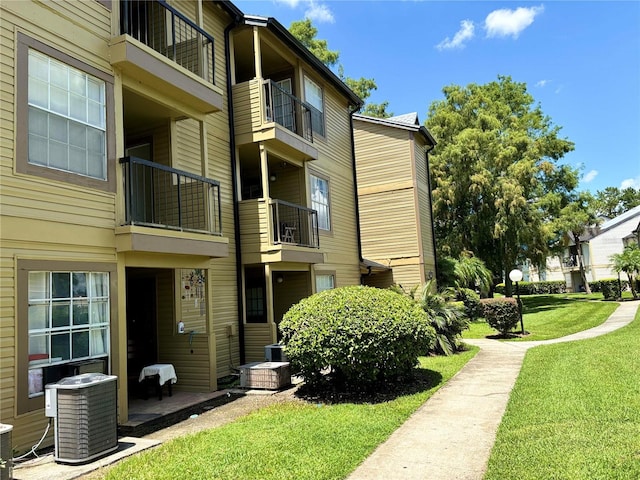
[552,191,600,294]
[290,20,391,117]
[594,187,640,218]
[289,19,339,67]
[610,244,640,298]
[426,76,577,292]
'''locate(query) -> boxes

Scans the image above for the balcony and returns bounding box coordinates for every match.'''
[111,0,223,114]
[116,157,228,258]
[239,198,323,264]
[233,80,318,163]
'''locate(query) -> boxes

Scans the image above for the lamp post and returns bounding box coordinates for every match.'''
[509,268,525,335]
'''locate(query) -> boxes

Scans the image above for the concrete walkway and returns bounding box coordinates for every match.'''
[347,300,639,480]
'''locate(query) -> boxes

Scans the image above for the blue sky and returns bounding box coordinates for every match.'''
[233,0,640,194]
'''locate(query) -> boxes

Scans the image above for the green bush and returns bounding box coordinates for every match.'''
[494,280,566,295]
[280,286,436,389]
[457,288,484,321]
[590,278,628,297]
[481,297,520,335]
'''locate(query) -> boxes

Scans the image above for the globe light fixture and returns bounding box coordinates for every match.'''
[509,269,525,335]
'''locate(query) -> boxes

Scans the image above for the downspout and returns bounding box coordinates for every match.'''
[224,16,246,364]
[348,105,364,283]
[425,143,438,283]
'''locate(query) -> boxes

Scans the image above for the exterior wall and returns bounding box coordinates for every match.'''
[0,0,239,453]
[353,119,435,290]
[307,82,361,288]
[589,217,640,280]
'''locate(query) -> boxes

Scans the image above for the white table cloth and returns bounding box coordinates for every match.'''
[138,363,177,386]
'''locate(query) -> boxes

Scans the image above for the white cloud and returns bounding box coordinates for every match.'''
[274,0,302,7]
[535,79,549,87]
[274,0,334,24]
[582,170,598,183]
[485,5,544,39]
[621,176,640,189]
[305,1,334,23]
[436,20,475,50]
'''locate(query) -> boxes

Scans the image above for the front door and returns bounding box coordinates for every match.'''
[126,271,158,393]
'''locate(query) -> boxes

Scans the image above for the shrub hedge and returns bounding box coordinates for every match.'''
[494,280,566,295]
[480,297,520,334]
[280,286,436,389]
[589,278,628,297]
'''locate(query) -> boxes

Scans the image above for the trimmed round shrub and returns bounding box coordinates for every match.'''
[280,286,436,389]
[480,297,520,335]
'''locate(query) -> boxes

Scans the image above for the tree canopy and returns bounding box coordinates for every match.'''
[426,76,578,284]
[289,19,391,117]
[593,187,640,218]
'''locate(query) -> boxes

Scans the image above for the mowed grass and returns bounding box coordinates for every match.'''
[485,305,640,480]
[97,349,478,480]
[463,294,619,341]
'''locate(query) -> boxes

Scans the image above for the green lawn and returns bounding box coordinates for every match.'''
[462,294,619,341]
[96,349,478,480]
[484,306,640,480]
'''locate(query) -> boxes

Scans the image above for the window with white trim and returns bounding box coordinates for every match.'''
[28,49,107,180]
[28,271,110,397]
[304,75,325,137]
[310,174,330,230]
[315,274,335,293]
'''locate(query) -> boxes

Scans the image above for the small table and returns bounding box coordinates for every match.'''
[139,364,177,400]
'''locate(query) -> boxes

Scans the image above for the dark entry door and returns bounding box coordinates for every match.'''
[126,273,158,382]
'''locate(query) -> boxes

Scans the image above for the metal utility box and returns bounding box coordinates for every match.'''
[264,343,288,362]
[239,362,291,390]
[45,373,118,464]
[0,424,12,480]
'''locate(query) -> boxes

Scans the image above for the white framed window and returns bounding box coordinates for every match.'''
[304,75,325,137]
[310,174,331,231]
[28,49,107,180]
[315,274,335,293]
[27,271,110,397]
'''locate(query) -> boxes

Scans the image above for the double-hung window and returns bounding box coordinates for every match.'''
[315,274,335,293]
[28,49,107,180]
[304,75,325,137]
[310,174,330,231]
[27,271,110,397]
[16,33,115,192]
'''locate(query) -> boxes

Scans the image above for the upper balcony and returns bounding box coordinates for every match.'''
[110,0,223,114]
[116,156,228,258]
[233,79,318,163]
[239,198,322,264]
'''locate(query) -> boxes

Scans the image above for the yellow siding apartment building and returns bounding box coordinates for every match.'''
[354,113,437,290]
[0,0,364,453]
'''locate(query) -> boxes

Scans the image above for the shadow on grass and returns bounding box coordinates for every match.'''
[294,367,444,405]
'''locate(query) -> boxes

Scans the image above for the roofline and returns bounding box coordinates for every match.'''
[353,113,436,146]
[213,0,244,22]
[239,14,363,108]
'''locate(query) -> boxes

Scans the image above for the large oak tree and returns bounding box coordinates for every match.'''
[426,76,578,289]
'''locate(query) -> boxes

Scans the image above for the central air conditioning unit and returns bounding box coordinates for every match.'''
[45,373,118,464]
[264,343,288,362]
[0,424,12,480]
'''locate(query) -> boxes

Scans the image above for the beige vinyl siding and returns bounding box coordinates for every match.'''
[307,88,361,286]
[354,119,435,289]
[232,80,262,138]
[244,323,275,363]
[157,270,213,391]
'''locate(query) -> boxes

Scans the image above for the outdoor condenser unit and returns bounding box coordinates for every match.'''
[45,373,118,464]
[264,344,288,362]
[0,424,12,480]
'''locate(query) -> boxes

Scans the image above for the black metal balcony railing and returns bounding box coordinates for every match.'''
[120,0,215,84]
[121,156,222,235]
[263,81,313,142]
[563,256,578,267]
[271,199,319,248]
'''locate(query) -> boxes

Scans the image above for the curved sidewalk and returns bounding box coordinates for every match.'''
[347,300,639,480]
